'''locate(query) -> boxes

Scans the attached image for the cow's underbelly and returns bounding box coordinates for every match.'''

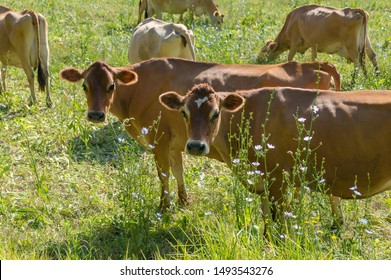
[0,51,22,67]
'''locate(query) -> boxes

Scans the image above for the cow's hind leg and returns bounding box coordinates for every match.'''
[0,66,5,92]
[170,150,188,206]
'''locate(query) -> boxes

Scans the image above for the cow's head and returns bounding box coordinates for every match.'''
[260,40,281,60]
[159,83,244,156]
[212,11,225,24]
[59,61,138,123]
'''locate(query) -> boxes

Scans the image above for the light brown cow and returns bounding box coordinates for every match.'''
[0,6,51,107]
[147,0,224,24]
[128,18,196,63]
[59,58,340,211]
[159,84,391,230]
[260,5,379,76]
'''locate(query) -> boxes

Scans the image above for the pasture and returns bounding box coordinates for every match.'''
[0,0,390,259]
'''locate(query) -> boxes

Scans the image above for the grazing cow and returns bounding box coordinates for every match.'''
[0,6,51,107]
[147,0,224,24]
[128,18,196,63]
[260,5,379,76]
[159,84,391,230]
[59,58,340,211]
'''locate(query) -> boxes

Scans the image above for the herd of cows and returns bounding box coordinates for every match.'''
[1,1,391,234]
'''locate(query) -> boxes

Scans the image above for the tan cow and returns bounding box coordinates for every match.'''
[59,58,340,211]
[159,83,391,231]
[147,0,224,24]
[260,5,379,76]
[128,18,196,63]
[0,6,51,107]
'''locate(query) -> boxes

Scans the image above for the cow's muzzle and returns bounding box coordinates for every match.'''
[87,111,106,123]
[185,140,209,156]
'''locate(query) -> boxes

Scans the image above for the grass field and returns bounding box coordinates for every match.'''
[0,0,390,260]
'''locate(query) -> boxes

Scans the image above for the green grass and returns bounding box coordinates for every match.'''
[0,0,390,259]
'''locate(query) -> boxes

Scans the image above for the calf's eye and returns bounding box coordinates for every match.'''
[107,83,115,93]
[82,83,87,92]
[181,110,188,120]
[211,111,220,121]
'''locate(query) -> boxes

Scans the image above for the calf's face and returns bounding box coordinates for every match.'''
[159,84,244,156]
[59,61,138,123]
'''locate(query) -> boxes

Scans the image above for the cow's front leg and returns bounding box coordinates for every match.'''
[329,195,343,229]
[169,150,188,206]
[0,65,6,92]
[154,151,171,211]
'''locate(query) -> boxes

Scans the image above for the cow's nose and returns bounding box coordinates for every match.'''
[87,111,105,123]
[186,140,209,155]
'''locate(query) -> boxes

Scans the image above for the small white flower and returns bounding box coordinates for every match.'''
[254,145,262,150]
[161,173,167,178]
[360,218,368,225]
[205,211,212,216]
[252,161,260,166]
[141,127,149,135]
[300,166,307,172]
[232,158,240,164]
[284,211,297,219]
[280,234,286,239]
[319,179,325,184]
[247,171,255,175]
[303,136,312,141]
[132,193,139,199]
[350,185,358,191]
[266,143,275,149]
[312,105,319,114]
[255,170,264,175]
[365,229,373,234]
[353,190,362,196]
[247,179,254,185]
[148,144,155,150]
[245,197,253,202]
[304,186,311,191]
[118,135,125,143]
[156,212,163,218]
[298,117,306,123]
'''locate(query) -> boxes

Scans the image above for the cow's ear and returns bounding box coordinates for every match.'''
[59,67,83,83]
[159,92,185,110]
[115,70,138,85]
[221,93,244,112]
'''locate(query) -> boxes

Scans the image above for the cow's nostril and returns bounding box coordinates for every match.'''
[88,111,105,122]
[186,140,208,155]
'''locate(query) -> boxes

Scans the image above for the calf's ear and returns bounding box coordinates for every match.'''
[115,70,138,85]
[221,93,245,112]
[59,68,83,83]
[159,92,184,110]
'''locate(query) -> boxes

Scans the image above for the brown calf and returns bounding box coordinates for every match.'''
[160,84,391,229]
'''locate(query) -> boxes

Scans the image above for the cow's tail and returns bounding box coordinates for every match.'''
[175,25,196,61]
[25,10,46,92]
[320,62,341,91]
[356,9,368,72]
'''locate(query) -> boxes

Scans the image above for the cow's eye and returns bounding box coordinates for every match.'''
[211,110,220,121]
[82,83,87,92]
[107,83,115,93]
[181,110,188,120]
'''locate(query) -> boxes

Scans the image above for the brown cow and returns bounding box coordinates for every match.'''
[0,6,51,107]
[260,5,379,76]
[147,0,224,24]
[159,84,391,230]
[59,58,340,211]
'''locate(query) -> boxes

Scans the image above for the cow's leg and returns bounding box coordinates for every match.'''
[311,47,317,61]
[365,37,380,74]
[154,150,171,211]
[287,47,297,61]
[0,65,5,92]
[329,195,343,229]
[169,150,188,206]
[21,64,37,105]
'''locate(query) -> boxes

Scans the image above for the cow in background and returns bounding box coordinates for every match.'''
[260,5,379,77]
[147,0,224,24]
[128,18,196,63]
[0,6,51,107]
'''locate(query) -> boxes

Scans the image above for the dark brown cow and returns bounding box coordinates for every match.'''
[0,6,51,107]
[159,84,391,229]
[59,58,340,211]
[260,5,379,76]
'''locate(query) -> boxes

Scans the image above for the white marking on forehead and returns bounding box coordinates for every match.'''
[195,96,208,108]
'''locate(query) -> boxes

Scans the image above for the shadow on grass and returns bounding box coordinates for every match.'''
[43,213,191,260]
[67,120,144,165]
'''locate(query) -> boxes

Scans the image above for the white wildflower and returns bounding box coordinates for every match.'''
[232,158,240,164]
[350,185,358,191]
[284,211,297,219]
[254,145,262,150]
[205,211,212,216]
[245,197,253,202]
[312,105,319,114]
[118,135,125,143]
[360,218,368,225]
[353,190,362,196]
[298,117,306,123]
[252,161,260,167]
[141,127,149,135]
[267,143,275,149]
[247,171,255,175]
[365,229,373,234]
[247,179,254,185]
[148,144,155,150]
[303,136,312,141]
